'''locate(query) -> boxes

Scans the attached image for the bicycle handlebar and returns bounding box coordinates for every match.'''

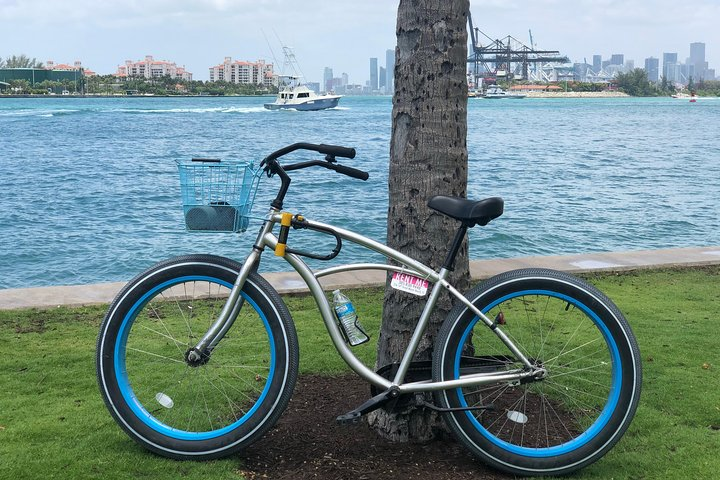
[317,143,356,159]
[262,142,356,164]
[331,163,369,181]
[262,142,368,210]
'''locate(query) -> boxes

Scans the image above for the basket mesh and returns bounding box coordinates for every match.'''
[178,160,261,232]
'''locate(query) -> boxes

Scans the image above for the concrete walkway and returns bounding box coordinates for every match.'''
[1,246,719,310]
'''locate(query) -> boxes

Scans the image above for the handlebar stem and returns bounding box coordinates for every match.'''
[267,159,291,210]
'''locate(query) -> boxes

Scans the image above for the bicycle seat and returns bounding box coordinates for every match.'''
[427,195,504,227]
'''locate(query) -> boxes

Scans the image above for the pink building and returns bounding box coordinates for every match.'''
[116,56,192,81]
[209,58,274,87]
[46,60,97,76]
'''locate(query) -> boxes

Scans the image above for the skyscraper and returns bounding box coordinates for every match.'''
[592,55,602,73]
[370,57,378,91]
[610,54,624,66]
[689,42,707,80]
[385,49,395,93]
[662,52,678,83]
[379,66,386,90]
[644,57,659,83]
[323,67,333,92]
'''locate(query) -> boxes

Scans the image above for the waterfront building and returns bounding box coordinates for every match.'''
[610,54,625,66]
[0,67,85,91]
[689,42,708,80]
[327,77,344,91]
[592,55,602,74]
[46,60,96,76]
[323,67,333,92]
[370,57,378,91]
[680,63,695,84]
[116,56,192,81]
[663,52,678,83]
[379,66,386,90]
[208,58,273,86]
[386,49,395,93]
[644,57,659,83]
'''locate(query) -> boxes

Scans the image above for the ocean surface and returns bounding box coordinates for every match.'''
[1,95,719,290]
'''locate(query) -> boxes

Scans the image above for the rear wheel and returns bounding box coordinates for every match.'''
[433,269,641,476]
[96,254,298,459]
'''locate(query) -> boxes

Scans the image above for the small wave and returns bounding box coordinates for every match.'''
[112,106,267,114]
[224,106,267,113]
[0,108,80,117]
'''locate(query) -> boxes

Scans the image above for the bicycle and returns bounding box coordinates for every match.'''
[96,143,642,477]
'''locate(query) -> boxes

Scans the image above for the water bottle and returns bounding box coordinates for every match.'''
[332,289,369,346]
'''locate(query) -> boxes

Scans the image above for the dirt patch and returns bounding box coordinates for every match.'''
[241,374,508,480]
[14,316,46,334]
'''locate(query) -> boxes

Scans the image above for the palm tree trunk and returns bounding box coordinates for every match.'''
[369,0,470,443]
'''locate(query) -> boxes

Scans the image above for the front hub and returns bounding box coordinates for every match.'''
[185,348,210,367]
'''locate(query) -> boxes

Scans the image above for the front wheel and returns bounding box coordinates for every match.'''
[433,268,641,476]
[96,254,299,459]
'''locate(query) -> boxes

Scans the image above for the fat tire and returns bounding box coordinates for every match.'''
[432,268,641,476]
[96,254,299,459]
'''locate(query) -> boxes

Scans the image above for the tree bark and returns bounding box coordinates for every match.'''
[369,0,470,443]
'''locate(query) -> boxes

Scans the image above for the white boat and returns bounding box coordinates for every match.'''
[264,76,341,111]
[482,85,526,99]
[264,46,341,111]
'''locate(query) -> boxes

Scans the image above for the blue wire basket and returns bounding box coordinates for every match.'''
[178,159,262,233]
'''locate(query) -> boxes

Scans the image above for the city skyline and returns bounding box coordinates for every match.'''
[1,1,719,84]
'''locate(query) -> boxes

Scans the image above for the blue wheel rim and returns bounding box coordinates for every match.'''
[453,289,622,458]
[114,275,276,441]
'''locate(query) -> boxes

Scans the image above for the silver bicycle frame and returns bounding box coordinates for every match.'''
[193,210,538,393]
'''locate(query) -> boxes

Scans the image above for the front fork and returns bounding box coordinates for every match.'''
[186,217,279,364]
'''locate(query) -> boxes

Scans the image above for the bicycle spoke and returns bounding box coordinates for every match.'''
[126,347,186,364]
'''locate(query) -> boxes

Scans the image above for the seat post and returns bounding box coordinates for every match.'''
[442,224,468,271]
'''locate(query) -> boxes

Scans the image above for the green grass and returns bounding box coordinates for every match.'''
[1,267,719,479]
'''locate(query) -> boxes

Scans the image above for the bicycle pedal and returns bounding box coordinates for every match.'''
[336,411,363,425]
[336,387,401,425]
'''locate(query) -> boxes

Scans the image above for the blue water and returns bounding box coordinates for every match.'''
[1,95,719,290]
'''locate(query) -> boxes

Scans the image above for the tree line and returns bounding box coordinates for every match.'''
[615,68,720,96]
[85,74,277,96]
[0,54,44,68]
[1,73,277,96]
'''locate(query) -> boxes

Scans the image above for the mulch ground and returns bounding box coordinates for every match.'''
[240,374,511,480]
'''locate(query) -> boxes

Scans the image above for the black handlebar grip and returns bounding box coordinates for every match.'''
[333,163,369,181]
[317,144,356,159]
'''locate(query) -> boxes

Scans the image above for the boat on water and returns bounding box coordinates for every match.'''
[263,45,341,111]
[264,76,341,111]
[482,85,526,99]
[671,92,698,102]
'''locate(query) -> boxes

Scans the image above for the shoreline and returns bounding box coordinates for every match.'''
[0,91,647,100]
[2,246,719,310]
[0,93,276,99]
[523,91,630,98]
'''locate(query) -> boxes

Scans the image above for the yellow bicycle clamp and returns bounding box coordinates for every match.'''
[275,213,306,256]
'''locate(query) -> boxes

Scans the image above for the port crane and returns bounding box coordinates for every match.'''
[467,12,569,85]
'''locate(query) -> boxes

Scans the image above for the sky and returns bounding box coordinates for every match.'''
[1,0,719,83]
